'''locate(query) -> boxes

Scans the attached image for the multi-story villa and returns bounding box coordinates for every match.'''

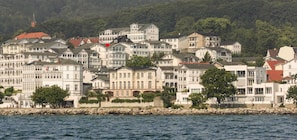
[21,58,83,108]
[160,36,188,52]
[175,63,215,104]
[141,40,172,57]
[195,47,232,62]
[220,41,242,54]
[184,32,221,53]
[104,66,162,98]
[2,38,67,54]
[99,23,159,43]
[157,53,200,89]
[107,43,128,68]
[48,47,100,69]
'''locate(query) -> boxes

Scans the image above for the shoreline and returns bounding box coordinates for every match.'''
[1,107,297,116]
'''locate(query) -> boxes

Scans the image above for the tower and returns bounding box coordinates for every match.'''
[31,13,36,28]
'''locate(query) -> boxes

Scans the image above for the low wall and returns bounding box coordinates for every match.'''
[1,108,297,116]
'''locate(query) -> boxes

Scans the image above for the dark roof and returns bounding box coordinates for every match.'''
[232,57,261,62]
[215,61,246,66]
[268,48,279,58]
[201,47,231,53]
[112,66,157,71]
[159,66,178,70]
[183,63,215,69]
[91,75,109,82]
[28,58,81,65]
[172,53,196,59]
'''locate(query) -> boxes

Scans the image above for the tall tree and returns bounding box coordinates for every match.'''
[202,52,212,63]
[200,68,237,106]
[286,85,297,106]
[126,55,155,67]
[32,85,69,108]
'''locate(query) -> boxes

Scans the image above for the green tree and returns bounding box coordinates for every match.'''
[200,68,237,107]
[4,87,14,96]
[126,55,155,67]
[202,52,212,63]
[0,92,4,104]
[96,91,106,107]
[161,86,176,108]
[175,16,195,35]
[286,85,297,106]
[194,17,232,36]
[188,93,207,109]
[32,85,69,108]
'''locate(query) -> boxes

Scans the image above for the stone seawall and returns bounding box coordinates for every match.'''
[1,108,297,116]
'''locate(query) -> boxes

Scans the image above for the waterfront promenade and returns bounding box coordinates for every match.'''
[1,107,297,116]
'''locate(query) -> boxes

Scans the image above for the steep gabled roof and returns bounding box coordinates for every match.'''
[267,48,279,58]
[266,60,283,70]
[267,70,283,82]
[15,32,50,40]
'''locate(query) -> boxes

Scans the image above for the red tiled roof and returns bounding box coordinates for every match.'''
[15,32,50,40]
[266,60,283,70]
[266,70,283,82]
[68,37,99,47]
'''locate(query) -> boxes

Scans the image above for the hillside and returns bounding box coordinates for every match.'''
[2,0,297,56]
[0,0,181,40]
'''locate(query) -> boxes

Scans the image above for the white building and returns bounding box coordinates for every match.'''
[175,63,215,104]
[21,59,83,108]
[160,36,188,52]
[48,47,100,69]
[99,23,159,43]
[195,47,232,62]
[220,41,241,54]
[282,57,297,79]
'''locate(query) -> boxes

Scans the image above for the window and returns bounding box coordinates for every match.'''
[148,72,152,79]
[237,71,245,77]
[266,87,272,94]
[148,81,152,89]
[255,88,263,94]
[74,84,78,91]
[66,85,70,90]
[237,88,245,95]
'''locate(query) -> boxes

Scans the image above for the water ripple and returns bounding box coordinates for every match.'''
[1,115,297,139]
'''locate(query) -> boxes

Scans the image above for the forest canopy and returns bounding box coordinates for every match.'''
[1,0,297,56]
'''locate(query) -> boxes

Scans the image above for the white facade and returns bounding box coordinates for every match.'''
[48,48,100,69]
[107,44,127,68]
[195,47,232,62]
[105,66,162,98]
[175,64,215,104]
[220,41,241,54]
[89,43,109,66]
[22,59,83,108]
[160,36,188,51]
[283,58,297,78]
[99,23,159,43]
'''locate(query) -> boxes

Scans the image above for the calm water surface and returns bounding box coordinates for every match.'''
[1,115,297,140]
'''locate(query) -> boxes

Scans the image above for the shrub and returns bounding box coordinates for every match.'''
[111,98,140,103]
[141,92,155,102]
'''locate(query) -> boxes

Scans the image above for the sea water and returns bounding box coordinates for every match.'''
[1,115,297,140]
